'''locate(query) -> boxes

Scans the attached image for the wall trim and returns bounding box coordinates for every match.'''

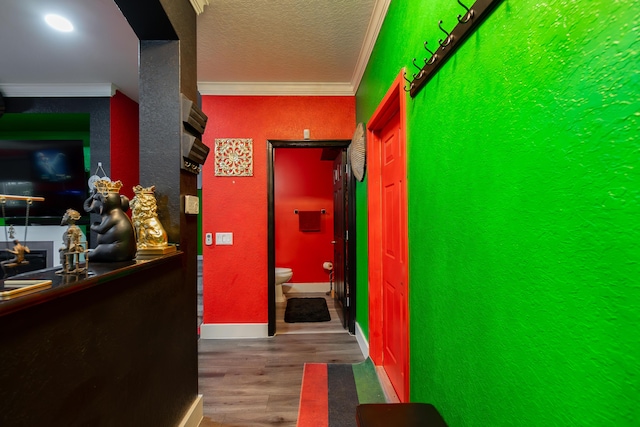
[188,0,210,14]
[284,282,331,294]
[177,394,203,427]
[350,0,392,93]
[198,81,354,96]
[355,322,370,358]
[200,323,269,339]
[0,83,118,98]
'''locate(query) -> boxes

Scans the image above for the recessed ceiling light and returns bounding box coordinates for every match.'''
[45,14,74,32]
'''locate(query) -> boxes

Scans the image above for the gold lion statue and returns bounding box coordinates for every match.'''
[130,185,168,249]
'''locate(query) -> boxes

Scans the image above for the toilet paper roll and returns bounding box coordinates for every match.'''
[323,261,333,270]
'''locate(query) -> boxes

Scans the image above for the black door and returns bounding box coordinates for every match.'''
[332,149,354,332]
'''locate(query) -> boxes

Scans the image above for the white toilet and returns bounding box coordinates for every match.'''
[275,267,293,303]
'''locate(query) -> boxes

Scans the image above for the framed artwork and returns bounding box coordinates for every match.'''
[214,138,253,176]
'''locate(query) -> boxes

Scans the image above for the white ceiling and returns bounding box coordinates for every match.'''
[0,0,388,101]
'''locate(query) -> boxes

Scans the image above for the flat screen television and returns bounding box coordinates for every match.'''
[0,139,88,222]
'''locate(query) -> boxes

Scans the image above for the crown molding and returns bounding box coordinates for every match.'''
[189,0,210,15]
[351,0,391,94]
[0,83,117,98]
[198,81,355,96]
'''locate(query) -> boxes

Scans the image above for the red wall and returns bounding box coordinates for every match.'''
[110,90,139,200]
[201,96,355,324]
[274,148,334,283]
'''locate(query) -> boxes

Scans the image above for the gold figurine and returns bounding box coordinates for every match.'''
[1,240,30,279]
[131,185,175,258]
[57,208,88,275]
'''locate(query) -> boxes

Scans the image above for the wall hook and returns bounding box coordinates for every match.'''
[402,71,413,92]
[457,0,474,24]
[438,20,453,48]
[423,41,438,65]
[412,58,425,79]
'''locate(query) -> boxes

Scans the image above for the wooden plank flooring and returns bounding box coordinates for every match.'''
[198,293,364,427]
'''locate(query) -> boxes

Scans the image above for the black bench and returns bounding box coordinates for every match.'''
[356,403,448,427]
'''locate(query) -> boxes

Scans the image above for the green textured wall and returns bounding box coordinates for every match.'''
[356,0,639,425]
[354,177,369,335]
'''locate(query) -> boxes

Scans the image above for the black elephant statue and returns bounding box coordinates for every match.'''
[83,180,137,262]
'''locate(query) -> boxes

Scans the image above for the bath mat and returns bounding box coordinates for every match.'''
[285,297,331,323]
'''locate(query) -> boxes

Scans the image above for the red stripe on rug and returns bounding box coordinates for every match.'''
[297,363,328,427]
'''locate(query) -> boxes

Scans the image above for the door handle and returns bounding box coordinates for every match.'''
[331,241,336,244]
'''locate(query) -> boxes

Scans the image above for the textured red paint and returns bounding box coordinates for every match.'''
[201,96,355,324]
[275,148,334,283]
[110,90,139,200]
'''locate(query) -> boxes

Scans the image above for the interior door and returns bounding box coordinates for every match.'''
[380,110,408,401]
[332,150,349,329]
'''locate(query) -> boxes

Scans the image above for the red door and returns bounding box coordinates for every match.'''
[367,71,409,402]
[380,111,408,401]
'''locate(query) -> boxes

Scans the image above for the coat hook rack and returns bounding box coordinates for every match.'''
[457,0,474,23]
[408,0,503,98]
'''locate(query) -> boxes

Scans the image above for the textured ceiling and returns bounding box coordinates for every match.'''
[197,0,376,84]
[0,0,384,100]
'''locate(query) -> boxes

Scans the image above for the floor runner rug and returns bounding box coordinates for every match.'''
[297,359,386,427]
[285,297,331,323]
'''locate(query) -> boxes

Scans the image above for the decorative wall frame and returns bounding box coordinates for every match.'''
[214,138,253,176]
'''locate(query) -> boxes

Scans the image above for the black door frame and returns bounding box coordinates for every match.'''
[267,139,356,336]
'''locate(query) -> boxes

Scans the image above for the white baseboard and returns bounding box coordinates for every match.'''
[283,282,331,294]
[200,323,268,339]
[178,394,203,427]
[355,322,369,358]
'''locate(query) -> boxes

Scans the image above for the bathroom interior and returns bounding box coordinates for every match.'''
[273,146,345,334]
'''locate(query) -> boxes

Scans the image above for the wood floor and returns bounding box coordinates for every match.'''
[198,293,365,427]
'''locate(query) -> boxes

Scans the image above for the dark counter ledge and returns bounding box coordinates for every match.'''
[0,251,183,317]
[0,250,199,427]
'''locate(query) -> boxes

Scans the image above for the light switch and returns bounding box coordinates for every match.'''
[215,232,233,245]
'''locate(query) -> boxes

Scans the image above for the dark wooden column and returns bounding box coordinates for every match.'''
[113,0,199,285]
[114,0,199,234]
[113,0,200,416]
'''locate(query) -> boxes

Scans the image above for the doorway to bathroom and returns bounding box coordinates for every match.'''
[267,139,356,336]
